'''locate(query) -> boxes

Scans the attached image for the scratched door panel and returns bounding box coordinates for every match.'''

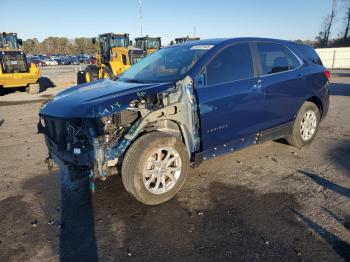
[195,43,266,150]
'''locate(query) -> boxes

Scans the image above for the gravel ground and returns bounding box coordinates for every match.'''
[0,69,349,261]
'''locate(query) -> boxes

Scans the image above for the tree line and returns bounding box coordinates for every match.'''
[22,37,99,55]
[21,1,350,55]
[315,0,350,48]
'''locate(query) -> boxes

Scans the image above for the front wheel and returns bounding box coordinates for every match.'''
[122,132,189,205]
[287,101,320,148]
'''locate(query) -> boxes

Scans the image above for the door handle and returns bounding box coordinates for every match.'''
[253,79,263,89]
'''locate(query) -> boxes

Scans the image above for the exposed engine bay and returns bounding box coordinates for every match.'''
[38,76,200,183]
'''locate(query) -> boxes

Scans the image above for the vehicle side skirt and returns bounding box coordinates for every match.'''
[194,121,293,165]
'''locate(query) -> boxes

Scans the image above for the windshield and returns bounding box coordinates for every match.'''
[176,39,185,44]
[5,34,19,49]
[100,35,127,52]
[119,45,209,83]
[135,40,143,49]
[135,39,161,50]
[146,39,160,49]
[109,36,127,48]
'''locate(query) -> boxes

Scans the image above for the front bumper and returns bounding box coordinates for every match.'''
[38,115,132,181]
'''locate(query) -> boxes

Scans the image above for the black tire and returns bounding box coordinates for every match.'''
[122,132,189,205]
[77,70,86,84]
[102,66,116,80]
[0,86,5,96]
[287,101,320,148]
[85,65,99,82]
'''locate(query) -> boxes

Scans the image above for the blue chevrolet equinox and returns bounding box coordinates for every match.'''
[38,38,330,205]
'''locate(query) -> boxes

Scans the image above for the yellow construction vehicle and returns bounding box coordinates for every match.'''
[77,33,146,84]
[134,36,161,55]
[0,32,41,94]
[174,36,200,45]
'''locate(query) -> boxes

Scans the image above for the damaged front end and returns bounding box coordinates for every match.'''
[38,76,200,186]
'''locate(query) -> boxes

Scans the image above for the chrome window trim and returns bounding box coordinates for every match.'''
[201,42,255,87]
[255,43,304,78]
[199,75,255,88]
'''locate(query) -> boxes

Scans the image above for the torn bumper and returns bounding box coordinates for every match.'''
[38,116,112,181]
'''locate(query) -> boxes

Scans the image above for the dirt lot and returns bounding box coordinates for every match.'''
[0,69,349,261]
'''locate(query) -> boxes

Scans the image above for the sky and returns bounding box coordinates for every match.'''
[1,0,345,44]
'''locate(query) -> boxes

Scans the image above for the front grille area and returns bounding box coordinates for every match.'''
[42,117,94,154]
[43,117,67,150]
[0,51,29,73]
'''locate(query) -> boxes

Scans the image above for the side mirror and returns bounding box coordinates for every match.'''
[92,38,96,44]
[18,38,23,46]
[197,71,206,88]
[129,40,133,46]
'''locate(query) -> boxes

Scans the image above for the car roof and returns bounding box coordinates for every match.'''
[174,37,295,48]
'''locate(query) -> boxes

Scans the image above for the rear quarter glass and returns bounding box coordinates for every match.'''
[291,44,323,66]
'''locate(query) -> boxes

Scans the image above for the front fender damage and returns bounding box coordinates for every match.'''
[39,76,201,187]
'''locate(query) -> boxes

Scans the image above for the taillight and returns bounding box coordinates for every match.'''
[324,69,331,81]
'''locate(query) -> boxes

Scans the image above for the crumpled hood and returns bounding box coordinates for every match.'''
[40,79,174,118]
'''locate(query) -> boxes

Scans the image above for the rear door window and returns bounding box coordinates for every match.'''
[206,43,253,86]
[256,43,289,75]
[285,48,301,69]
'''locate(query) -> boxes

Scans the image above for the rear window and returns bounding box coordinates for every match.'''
[293,44,323,65]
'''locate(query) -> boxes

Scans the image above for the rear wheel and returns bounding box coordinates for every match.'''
[287,101,320,148]
[122,132,189,205]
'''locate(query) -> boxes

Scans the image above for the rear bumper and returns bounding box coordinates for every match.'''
[321,82,330,120]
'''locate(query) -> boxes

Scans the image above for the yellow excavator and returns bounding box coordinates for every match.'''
[135,36,161,55]
[0,32,41,94]
[77,33,146,84]
[174,36,200,45]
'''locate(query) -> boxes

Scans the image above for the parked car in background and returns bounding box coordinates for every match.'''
[69,56,81,65]
[77,54,91,63]
[38,38,330,205]
[54,57,71,65]
[44,59,58,66]
[87,56,97,65]
[30,59,47,67]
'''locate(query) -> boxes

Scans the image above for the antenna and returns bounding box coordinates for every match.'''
[193,26,196,37]
[139,0,143,37]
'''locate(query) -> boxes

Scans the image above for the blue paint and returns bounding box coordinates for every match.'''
[39,37,330,178]
[40,79,174,118]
